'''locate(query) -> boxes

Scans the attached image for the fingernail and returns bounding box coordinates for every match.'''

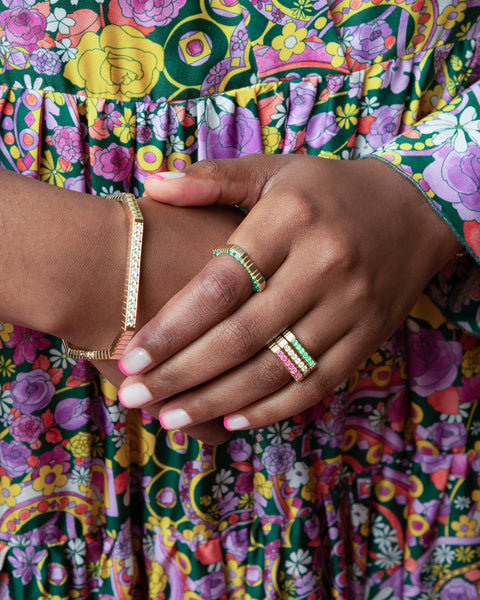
[149,172,185,181]
[159,409,193,430]
[224,414,250,431]
[119,347,153,376]
[118,382,153,408]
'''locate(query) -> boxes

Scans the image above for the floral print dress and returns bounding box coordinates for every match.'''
[0,0,480,598]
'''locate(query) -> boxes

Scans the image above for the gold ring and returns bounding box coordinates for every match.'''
[213,244,266,293]
[268,328,316,381]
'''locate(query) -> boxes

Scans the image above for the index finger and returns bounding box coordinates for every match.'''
[118,226,285,376]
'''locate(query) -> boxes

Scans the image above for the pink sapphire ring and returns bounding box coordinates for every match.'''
[268,329,317,382]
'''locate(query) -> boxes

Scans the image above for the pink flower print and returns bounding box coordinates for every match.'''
[92,144,132,183]
[71,359,97,383]
[118,0,187,27]
[234,471,253,494]
[100,103,122,131]
[52,126,82,162]
[136,125,153,143]
[205,64,228,88]
[6,326,51,365]
[10,414,44,443]
[409,329,462,396]
[0,7,46,51]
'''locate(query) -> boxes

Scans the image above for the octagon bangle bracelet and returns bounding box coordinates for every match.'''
[62,192,144,361]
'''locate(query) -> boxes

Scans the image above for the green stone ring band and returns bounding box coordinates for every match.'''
[268,329,317,382]
[213,244,266,293]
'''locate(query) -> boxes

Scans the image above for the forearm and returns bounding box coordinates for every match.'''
[0,169,242,356]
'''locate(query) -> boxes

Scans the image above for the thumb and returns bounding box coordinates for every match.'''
[144,155,281,210]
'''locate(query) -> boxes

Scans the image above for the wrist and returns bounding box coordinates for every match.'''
[49,192,127,350]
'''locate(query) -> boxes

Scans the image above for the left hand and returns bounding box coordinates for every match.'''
[117,155,462,440]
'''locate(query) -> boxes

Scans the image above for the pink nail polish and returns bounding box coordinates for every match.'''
[224,414,250,431]
[148,172,185,181]
[118,361,130,377]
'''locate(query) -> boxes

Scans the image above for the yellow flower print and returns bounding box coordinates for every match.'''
[455,545,476,562]
[325,42,347,70]
[272,21,308,62]
[238,493,253,509]
[148,564,168,596]
[261,125,282,154]
[64,25,164,101]
[451,515,479,537]
[336,103,359,128]
[183,523,213,543]
[0,476,21,507]
[67,432,92,458]
[472,489,480,510]
[33,464,68,496]
[253,472,273,498]
[40,150,66,187]
[437,2,467,29]
[462,346,480,377]
[88,556,113,579]
[0,322,13,344]
[0,356,15,377]
[113,108,136,144]
[293,0,313,19]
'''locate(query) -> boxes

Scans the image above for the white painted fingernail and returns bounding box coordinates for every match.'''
[118,382,153,408]
[159,409,193,430]
[224,414,250,431]
[119,347,153,376]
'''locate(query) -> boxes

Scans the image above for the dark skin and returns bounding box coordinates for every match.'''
[115,155,462,443]
[0,168,242,444]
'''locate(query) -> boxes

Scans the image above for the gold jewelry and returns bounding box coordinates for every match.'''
[62,192,144,361]
[213,244,266,293]
[268,328,316,381]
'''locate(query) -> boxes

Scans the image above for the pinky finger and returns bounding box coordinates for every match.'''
[223,330,375,430]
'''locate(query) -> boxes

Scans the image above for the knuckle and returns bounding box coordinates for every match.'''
[256,354,290,391]
[219,314,262,363]
[195,262,244,316]
[148,363,180,399]
[143,320,177,357]
[281,193,318,235]
[319,236,358,276]
[194,159,221,181]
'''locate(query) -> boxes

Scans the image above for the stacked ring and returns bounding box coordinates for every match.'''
[268,329,317,382]
[213,244,266,293]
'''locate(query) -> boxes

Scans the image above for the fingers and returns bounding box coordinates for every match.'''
[223,326,380,430]
[119,253,322,404]
[156,350,290,430]
[119,193,291,376]
[118,292,358,431]
[144,155,282,210]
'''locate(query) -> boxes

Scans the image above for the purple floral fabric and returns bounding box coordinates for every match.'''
[1,0,480,599]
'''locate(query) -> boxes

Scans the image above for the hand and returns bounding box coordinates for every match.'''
[117,155,462,435]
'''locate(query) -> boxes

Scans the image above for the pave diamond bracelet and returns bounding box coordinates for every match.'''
[62,192,144,361]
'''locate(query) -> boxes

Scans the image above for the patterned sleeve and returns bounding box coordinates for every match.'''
[371,81,480,262]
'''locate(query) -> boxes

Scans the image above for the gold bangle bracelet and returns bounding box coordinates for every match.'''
[62,192,144,361]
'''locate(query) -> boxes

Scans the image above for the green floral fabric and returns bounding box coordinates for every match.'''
[1,1,480,599]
